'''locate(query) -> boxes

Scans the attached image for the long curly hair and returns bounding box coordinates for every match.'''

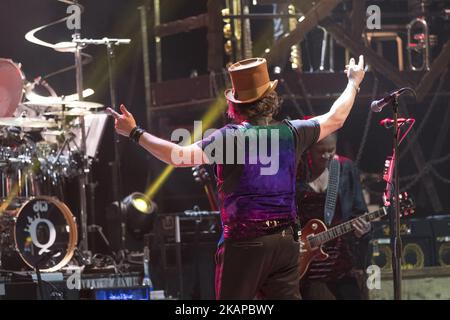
[227,91,282,123]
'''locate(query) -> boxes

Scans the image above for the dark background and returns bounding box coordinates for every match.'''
[1,0,450,298]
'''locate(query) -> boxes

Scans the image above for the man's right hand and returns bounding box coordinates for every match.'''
[107,104,137,137]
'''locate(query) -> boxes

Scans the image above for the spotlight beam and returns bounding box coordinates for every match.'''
[143,96,227,201]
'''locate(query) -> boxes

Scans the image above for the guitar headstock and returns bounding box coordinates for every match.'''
[396,192,416,217]
[192,165,211,185]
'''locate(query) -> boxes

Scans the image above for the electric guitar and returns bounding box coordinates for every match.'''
[298,192,415,279]
[192,165,219,212]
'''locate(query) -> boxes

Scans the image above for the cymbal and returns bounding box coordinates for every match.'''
[23,100,104,110]
[0,117,57,128]
[43,108,93,117]
[24,89,95,104]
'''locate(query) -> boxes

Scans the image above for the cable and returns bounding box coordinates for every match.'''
[91,253,128,288]
[430,167,450,184]
[430,152,450,165]
[398,67,449,161]
[398,119,416,146]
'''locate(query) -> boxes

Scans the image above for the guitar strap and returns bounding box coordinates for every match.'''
[324,157,340,226]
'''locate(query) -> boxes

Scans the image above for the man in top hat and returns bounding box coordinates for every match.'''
[108,55,365,300]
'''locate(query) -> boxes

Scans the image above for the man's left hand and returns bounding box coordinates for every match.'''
[352,217,371,238]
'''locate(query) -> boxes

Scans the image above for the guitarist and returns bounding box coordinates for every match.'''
[297,132,372,300]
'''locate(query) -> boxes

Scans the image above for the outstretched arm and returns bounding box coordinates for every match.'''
[313,55,366,142]
[107,105,207,167]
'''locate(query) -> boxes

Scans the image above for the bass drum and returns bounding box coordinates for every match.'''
[1,196,78,272]
[0,58,24,117]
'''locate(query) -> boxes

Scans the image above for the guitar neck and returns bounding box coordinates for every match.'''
[204,184,219,212]
[193,165,219,212]
[310,207,387,247]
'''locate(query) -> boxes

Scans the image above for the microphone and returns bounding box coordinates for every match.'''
[370,88,412,112]
[379,118,413,128]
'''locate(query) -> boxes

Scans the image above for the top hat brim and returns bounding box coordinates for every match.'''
[224,79,278,104]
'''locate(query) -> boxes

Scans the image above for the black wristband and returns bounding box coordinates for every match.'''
[130,126,145,143]
[129,126,138,139]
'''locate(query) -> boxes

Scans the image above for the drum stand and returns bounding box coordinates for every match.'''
[71,1,91,261]
[70,8,130,260]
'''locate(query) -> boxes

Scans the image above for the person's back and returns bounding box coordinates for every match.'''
[202,121,299,239]
[108,55,366,299]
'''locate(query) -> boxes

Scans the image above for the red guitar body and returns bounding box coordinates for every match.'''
[298,219,329,279]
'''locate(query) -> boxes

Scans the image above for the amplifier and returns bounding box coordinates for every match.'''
[149,212,221,300]
[370,218,435,270]
[428,215,450,267]
[155,211,221,244]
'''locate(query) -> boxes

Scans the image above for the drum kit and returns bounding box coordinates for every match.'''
[0,0,130,276]
[0,58,104,272]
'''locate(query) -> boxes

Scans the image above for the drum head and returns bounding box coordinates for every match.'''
[0,59,24,117]
[13,196,78,272]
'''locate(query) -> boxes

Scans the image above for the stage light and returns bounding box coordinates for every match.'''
[121,192,157,238]
[132,197,150,213]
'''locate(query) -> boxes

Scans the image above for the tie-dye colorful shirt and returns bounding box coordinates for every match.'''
[197,119,320,240]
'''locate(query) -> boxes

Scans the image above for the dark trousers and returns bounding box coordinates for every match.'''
[300,275,365,300]
[215,227,301,300]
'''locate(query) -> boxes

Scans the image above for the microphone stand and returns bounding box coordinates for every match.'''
[379,87,416,300]
[382,96,402,300]
[392,96,402,300]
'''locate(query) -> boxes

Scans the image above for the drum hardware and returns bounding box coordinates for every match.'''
[69,36,131,256]
[23,100,103,110]
[0,117,57,129]
[1,1,127,269]
[43,108,93,118]
[17,0,107,258]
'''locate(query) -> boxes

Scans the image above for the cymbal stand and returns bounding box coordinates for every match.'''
[72,0,90,262]
[72,37,131,256]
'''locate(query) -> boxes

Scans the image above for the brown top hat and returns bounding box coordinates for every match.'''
[224,58,278,104]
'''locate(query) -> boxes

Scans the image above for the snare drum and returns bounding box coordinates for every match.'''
[0,196,78,272]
